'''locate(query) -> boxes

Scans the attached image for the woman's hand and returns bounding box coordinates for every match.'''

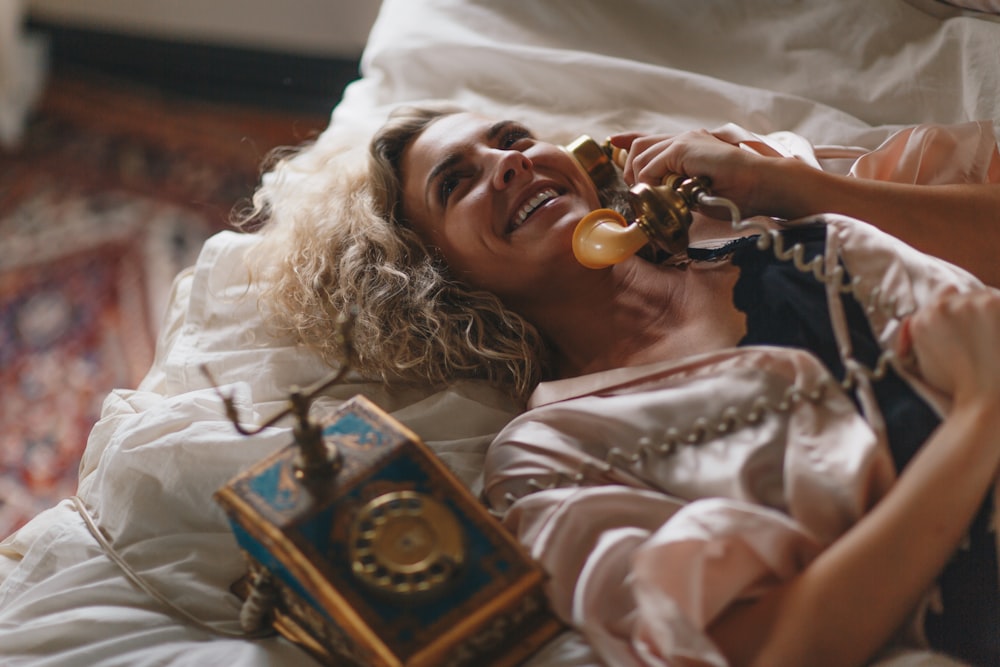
[612,131,1000,287]
[899,287,1000,406]
[609,130,781,219]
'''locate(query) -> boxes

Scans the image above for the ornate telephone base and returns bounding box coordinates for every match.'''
[215,396,563,667]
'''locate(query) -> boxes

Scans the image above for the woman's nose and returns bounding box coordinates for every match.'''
[492,150,533,189]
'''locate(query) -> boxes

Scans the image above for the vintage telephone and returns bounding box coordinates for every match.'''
[210,316,563,667]
[564,134,741,268]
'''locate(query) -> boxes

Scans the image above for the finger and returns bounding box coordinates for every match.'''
[609,133,642,150]
[616,136,662,185]
[605,135,642,183]
[633,142,684,185]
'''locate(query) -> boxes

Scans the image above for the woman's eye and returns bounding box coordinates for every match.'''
[501,129,531,149]
[439,173,460,205]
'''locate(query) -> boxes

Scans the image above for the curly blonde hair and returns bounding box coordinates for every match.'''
[238,104,551,402]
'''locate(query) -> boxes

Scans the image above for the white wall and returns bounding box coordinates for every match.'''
[26,0,382,58]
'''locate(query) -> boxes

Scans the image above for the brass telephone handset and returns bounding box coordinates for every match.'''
[565,135,741,268]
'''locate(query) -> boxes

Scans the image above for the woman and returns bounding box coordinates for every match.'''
[249,105,999,665]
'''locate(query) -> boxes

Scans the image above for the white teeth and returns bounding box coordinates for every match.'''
[512,189,558,231]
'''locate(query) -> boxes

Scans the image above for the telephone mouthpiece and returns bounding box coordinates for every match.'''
[572,208,649,269]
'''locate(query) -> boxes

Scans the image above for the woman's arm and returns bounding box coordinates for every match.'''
[765,160,1000,287]
[612,131,1000,286]
[709,289,1000,667]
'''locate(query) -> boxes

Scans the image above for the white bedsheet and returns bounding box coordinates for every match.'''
[2,1,998,665]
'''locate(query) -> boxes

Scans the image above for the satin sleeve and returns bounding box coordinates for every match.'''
[708,120,1000,186]
[501,486,821,667]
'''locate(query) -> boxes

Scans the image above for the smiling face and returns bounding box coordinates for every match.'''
[398,112,602,308]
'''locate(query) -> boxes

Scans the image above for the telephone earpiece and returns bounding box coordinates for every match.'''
[564,135,722,268]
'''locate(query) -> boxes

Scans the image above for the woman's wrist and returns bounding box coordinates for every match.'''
[751,157,834,221]
[950,391,1000,432]
[935,395,1000,484]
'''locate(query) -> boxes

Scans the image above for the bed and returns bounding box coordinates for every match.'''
[1,1,998,665]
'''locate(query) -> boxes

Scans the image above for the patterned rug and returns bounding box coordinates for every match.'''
[0,72,327,538]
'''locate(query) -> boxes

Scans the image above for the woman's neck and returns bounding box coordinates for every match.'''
[540,257,746,379]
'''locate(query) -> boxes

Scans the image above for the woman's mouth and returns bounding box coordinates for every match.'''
[509,188,559,234]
